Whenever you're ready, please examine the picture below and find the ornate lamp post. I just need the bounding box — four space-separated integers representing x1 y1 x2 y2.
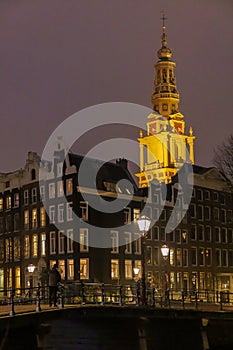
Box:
137 215 151 306
160 244 170 306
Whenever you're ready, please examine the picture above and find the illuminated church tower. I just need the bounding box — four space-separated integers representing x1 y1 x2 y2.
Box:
136 14 195 187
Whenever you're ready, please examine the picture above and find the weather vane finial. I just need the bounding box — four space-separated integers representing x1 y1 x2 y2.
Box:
160 10 167 28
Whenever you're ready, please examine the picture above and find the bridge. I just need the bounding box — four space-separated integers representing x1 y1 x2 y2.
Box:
0 283 233 350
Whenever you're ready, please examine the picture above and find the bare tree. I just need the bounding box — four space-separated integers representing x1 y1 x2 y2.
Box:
213 134 233 183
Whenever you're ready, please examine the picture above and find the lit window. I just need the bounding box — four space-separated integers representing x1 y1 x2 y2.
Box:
32 234 38 257
32 208 37 228
80 228 89 252
24 210 29 229
14 193 19 207
40 207 46 227
67 229 73 253
146 246 152 265
199 248 205 266
176 248 182 267
124 208 131 224
57 181 64 197
66 179 73 195
49 183 55 198
80 201 88 220
67 259 75 280
80 258 89 280
50 231 56 254
24 235 30 258
133 208 140 221
169 249 175 266
14 237 21 261
125 260 132 279
111 259 119 279
41 233 46 256
111 231 119 253
58 231 65 253
6 195 11 210
15 267 21 291
58 260 65 279
0 198 3 211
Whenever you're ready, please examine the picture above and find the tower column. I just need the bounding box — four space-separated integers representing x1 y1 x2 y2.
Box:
139 141 144 171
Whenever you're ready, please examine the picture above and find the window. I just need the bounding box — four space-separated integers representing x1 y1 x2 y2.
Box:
199 248 205 266
206 226 211 242
57 163 63 177
183 249 188 267
197 205 203 220
66 179 73 195
40 186 45 201
227 210 233 223
196 189 203 201
6 215 12 232
205 248 212 266
58 260 65 280
0 217 3 233
6 195 11 210
31 169 36 180
57 181 64 197
160 210 166 221
50 231 56 254
32 208 37 228
213 192 219 201
222 250 227 267
67 259 74 280
24 210 29 229
14 237 21 261
14 213 20 231
49 206 55 224
58 231 65 253
80 201 88 220
111 231 119 253
0 240 4 262
15 267 21 290
153 226 159 241
14 193 19 207
176 248 182 267
228 229 233 244
189 204 196 218
134 260 142 278
24 235 30 258
124 208 131 224
146 246 152 265
111 259 119 279
67 202 73 221
220 194 225 205
41 233 46 256
205 207 211 220
24 190 29 205
191 247 197 266
175 229 181 244
222 228 227 243
216 249 221 266
214 207 219 221
197 225 204 241
58 204 64 223
168 231 174 242
40 207 46 227
190 224 196 240
134 233 141 254
80 228 89 252
220 209 226 223
160 227 165 241
153 208 159 221
215 227 220 243
31 188 37 203
133 208 140 221
229 250 233 267
5 238 12 262
204 190 210 200
0 198 3 211
169 248 175 266
67 229 73 253
124 232 132 254
49 183 55 198
32 234 38 257
125 260 132 279
154 247 159 265
79 258 88 280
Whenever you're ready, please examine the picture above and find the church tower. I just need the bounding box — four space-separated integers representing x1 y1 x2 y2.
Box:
136 14 195 187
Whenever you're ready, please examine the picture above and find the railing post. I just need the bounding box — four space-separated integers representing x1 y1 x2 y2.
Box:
182 289 185 309
101 283 105 305
220 291 223 311
58 284 64 309
36 283 41 312
119 285 123 306
9 286 15 316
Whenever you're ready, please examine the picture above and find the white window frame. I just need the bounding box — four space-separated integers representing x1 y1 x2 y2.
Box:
80 228 89 252
58 231 65 254
67 229 74 253
110 231 119 253
50 231 56 254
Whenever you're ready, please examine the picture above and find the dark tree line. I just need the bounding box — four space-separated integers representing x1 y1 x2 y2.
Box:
213 134 233 185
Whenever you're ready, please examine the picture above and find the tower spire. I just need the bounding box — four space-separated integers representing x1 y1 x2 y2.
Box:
160 10 168 47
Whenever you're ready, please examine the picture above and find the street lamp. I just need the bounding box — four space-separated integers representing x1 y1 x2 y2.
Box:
137 215 151 306
160 244 170 306
27 264 36 297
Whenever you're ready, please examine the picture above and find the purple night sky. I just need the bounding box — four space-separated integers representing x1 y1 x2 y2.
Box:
0 0 232 174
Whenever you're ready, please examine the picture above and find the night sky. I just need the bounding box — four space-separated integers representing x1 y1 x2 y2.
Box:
0 0 232 173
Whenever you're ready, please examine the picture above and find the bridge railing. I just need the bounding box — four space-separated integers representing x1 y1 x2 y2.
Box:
0 283 233 316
